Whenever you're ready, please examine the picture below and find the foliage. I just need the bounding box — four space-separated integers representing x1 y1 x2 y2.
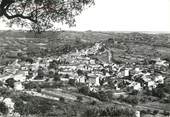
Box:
35 67 44 79
77 69 84 76
5 78 15 88
59 97 65 102
78 86 90 95
83 104 136 117
77 96 83 102
0 102 8 115
68 79 76 86
24 82 39 89
0 87 11 97
48 60 58 69
152 87 165 99
118 95 139 106
0 81 3 86
54 72 61 81
14 94 52 115
0 0 94 32
89 91 113 102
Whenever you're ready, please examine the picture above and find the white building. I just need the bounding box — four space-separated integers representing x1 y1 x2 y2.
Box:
76 76 86 83
87 74 100 86
14 82 24 91
155 75 165 84
13 72 26 82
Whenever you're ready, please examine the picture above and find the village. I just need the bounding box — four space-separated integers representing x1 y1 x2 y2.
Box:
0 41 170 117
0 41 169 91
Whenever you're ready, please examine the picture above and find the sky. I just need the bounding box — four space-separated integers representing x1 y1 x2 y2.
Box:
0 0 170 32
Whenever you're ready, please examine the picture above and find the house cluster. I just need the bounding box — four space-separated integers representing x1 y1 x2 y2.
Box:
0 41 169 94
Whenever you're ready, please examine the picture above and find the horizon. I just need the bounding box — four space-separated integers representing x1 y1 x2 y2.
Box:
0 29 170 34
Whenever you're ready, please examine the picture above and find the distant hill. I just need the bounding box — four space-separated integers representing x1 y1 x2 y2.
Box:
0 30 170 64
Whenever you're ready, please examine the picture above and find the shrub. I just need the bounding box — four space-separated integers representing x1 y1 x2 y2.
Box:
68 79 76 86
36 86 41 93
0 81 3 87
5 78 15 88
0 87 11 97
79 86 90 95
153 110 159 115
77 96 83 102
163 111 170 116
59 97 65 102
24 82 38 90
54 72 60 81
90 101 97 105
14 96 52 115
83 105 136 117
0 102 8 115
119 95 139 106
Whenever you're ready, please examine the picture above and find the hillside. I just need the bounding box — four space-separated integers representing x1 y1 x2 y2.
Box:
0 31 170 65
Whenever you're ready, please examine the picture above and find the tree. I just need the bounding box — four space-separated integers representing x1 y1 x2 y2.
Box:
76 96 83 102
36 67 44 79
59 97 65 102
68 79 76 86
54 72 60 81
77 69 83 76
79 86 90 95
5 78 15 88
0 0 94 32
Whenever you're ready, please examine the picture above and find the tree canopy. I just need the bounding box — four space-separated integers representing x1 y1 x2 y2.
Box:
0 0 94 32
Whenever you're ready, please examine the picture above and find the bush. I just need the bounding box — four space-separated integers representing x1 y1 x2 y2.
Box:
68 79 76 86
0 81 3 87
14 96 52 115
0 102 8 115
54 72 60 81
83 105 136 117
152 88 165 99
77 96 83 102
163 111 170 116
5 78 15 88
79 86 90 95
90 101 97 105
119 95 139 106
163 96 170 103
59 97 65 102
0 87 11 97
153 110 159 115
36 86 41 93
24 82 38 90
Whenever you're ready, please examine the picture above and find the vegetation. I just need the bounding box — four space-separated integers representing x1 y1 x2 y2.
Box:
0 102 8 115
83 104 136 117
14 94 52 115
0 0 94 32
118 95 139 106
5 78 15 88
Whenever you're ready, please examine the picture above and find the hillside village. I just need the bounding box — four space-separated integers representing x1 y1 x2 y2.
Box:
0 34 170 117
1 39 170 116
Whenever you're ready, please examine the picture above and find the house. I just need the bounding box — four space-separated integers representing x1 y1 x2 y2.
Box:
3 98 15 115
90 59 96 65
129 82 142 91
86 74 100 86
148 81 156 90
155 58 169 67
133 83 142 91
14 82 24 91
76 76 86 83
155 75 165 84
124 68 131 76
13 72 26 82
